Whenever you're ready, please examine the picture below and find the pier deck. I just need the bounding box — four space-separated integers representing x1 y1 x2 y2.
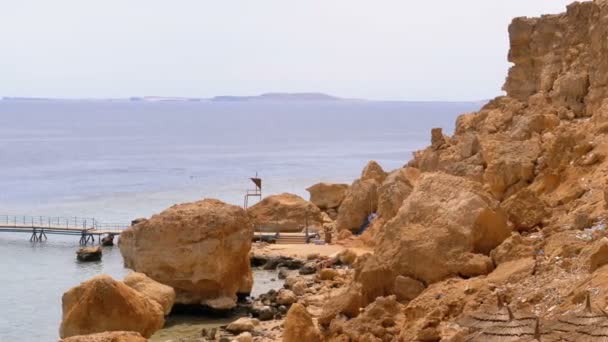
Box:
0 215 128 245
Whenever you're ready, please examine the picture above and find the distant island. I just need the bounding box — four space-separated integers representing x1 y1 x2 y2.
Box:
210 92 342 102
1 93 486 104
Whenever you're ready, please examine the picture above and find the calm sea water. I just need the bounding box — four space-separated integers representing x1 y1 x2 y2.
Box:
0 99 480 341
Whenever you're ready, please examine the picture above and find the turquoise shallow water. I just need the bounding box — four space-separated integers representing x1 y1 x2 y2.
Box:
0 99 479 341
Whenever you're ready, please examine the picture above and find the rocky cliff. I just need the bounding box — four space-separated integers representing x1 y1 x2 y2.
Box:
321 1 608 340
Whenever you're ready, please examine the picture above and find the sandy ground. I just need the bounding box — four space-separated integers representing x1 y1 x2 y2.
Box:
252 242 372 259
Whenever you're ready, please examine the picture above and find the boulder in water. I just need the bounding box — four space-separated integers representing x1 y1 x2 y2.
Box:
119 199 253 309
76 246 102 262
101 234 115 246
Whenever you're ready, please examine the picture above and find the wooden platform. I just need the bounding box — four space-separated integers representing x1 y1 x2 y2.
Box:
0 215 128 245
253 232 318 245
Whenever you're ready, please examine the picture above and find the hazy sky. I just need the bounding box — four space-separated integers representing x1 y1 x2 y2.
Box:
1 1 574 100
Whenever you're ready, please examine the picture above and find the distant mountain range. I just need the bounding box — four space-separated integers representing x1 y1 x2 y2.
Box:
1 93 487 104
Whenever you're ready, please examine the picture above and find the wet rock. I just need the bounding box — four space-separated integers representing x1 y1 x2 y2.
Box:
101 234 115 247
278 268 289 279
299 262 317 275
263 256 303 270
76 246 102 262
249 254 268 267
257 306 275 321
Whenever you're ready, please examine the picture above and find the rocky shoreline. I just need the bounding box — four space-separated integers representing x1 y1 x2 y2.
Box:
56 1 608 341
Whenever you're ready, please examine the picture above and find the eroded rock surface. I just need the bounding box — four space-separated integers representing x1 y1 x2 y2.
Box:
60 275 164 339
247 193 323 233
119 199 253 309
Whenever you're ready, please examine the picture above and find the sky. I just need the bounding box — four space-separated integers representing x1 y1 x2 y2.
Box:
0 0 575 101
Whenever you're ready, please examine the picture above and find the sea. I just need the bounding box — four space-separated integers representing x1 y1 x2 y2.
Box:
0 98 481 341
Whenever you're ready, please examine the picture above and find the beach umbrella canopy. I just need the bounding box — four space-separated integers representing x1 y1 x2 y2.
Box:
466 311 541 342
548 292 608 334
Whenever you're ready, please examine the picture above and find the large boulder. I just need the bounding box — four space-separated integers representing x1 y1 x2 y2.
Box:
59 275 164 339
123 272 176 315
59 331 146 342
500 188 547 231
356 172 510 303
247 193 323 232
119 199 253 309
306 182 349 210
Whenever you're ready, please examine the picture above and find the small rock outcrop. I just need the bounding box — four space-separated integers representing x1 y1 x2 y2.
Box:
119 199 253 309
283 303 322 342
101 234 115 247
361 160 387 183
247 193 323 233
123 272 176 315
59 275 164 339
306 182 349 210
76 246 102 262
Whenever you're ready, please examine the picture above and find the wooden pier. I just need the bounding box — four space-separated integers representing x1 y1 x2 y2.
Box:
0 215 129 245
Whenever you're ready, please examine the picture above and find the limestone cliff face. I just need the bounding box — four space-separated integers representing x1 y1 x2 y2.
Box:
324 1 608 341
504 1 608 116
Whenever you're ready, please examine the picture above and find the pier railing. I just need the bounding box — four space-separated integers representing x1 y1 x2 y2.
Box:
0 215 129 232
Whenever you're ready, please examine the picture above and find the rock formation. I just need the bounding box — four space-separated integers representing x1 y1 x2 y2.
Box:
283 303 322 342
119 199 253 309
247 193 323 233
356 172 509 303
335 161 388 233
76 246 102 262
306 182 349 210
307 2 608 340
123 272 176 315
59 275 164 339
